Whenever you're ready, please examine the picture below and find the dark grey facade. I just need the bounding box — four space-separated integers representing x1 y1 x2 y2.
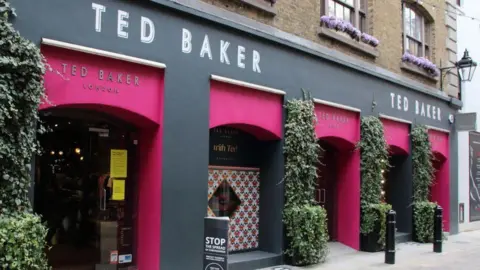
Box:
11 0 461 269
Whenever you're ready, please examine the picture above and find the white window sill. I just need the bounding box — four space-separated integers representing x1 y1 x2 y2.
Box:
400 62 439 82
317 27 379 58
238 0 276 16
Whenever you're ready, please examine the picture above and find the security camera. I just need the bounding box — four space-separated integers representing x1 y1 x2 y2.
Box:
449 114 455 124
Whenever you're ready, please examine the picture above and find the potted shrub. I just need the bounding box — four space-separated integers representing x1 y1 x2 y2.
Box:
358 116 391 252
283 91 329 266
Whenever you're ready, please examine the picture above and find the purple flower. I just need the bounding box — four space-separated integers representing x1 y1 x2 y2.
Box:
320 16 379 48
401 52 439 77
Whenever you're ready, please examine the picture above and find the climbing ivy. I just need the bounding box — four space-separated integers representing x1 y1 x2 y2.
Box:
411 125 437 243
358 116 391 248
283 90 328 265
412 125 435 202
0 1 50 269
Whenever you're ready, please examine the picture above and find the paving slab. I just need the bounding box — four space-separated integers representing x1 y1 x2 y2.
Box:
259 230 480 270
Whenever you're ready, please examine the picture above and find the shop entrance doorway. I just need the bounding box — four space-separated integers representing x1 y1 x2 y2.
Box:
316 138 357 243
384 150 409 237
34 108 138 270
317 141 338 241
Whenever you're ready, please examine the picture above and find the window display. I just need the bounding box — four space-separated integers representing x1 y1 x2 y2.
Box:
207 166 260 252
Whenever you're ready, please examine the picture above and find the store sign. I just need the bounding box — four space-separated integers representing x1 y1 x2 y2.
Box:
60 63 141 94
389 92 444 122
204 217 229 270
317 111 352 129
91 2 262 74
455 112 477 131
469 132 480 222
209 127 260 167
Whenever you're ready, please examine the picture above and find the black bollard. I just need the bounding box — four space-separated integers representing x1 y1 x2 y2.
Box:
385 209 396 264
433 205 443 253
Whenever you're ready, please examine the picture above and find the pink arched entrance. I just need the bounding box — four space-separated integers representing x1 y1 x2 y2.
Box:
209 79 283 256
41 44 164 269
314 103 360 250
381 118 410 155
428 129 450 232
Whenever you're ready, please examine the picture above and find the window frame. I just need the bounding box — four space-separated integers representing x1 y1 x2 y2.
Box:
323 0 367 32
402 4 431 59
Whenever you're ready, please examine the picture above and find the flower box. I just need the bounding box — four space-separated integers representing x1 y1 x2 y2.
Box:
320 16 379 48
401 52 440 79
238 0 277 16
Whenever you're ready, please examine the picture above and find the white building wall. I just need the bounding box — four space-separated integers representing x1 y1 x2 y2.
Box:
457 0 480 231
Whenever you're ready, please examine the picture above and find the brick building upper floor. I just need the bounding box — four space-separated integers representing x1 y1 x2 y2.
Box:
201 0 461 98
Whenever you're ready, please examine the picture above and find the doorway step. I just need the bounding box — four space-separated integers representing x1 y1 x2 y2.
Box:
395 232 411 244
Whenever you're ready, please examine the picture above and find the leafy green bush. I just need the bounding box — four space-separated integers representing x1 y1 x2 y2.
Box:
411 125 438 243
358 116 391 248
284 205 329 265
413 201 436 243
0 1 50 268
283 93 319 208
363 203 392 247
283 91 328 265
0 213 50 270
411 125 435 202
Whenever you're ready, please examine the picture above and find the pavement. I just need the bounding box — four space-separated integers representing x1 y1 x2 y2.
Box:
260 230 480 269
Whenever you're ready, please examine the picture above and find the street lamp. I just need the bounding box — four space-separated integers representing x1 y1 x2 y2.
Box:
440 49 477 93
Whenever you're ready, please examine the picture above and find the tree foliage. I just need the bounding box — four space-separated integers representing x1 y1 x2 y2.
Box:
0 1 50 268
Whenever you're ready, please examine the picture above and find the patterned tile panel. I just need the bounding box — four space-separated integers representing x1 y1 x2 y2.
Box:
207 166 260 252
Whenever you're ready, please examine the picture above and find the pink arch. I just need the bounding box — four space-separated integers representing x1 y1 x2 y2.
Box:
381 118 410 155
319 136 356 151
210 81 283 140
314 103 360 251
41 45 164 269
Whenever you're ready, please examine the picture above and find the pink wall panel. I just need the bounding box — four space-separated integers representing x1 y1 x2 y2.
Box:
428 130 450 232
381 118 410 155
209 81 283 140
336 150 361 250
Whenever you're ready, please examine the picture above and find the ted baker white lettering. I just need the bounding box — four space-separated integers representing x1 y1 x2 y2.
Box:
182 28 261 73
92 3 154 43
390 92 442 122
91 2 263 74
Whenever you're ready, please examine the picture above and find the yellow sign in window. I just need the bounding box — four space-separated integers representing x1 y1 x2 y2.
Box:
110 149 127 178
112 179 125 201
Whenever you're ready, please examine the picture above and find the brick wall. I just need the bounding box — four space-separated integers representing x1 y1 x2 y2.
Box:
201 0 458 97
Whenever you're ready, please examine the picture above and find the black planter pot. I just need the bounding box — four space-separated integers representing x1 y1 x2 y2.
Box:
360 219 383 252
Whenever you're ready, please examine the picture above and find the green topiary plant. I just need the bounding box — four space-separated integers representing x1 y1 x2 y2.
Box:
413 201 436 243
411 125 437 243
283 90 328 265
0 1 50 269
358 116 391 248
284 205 328 265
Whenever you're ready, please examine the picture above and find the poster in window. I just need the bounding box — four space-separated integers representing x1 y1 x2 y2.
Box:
110 149 128 178
469 132 480 222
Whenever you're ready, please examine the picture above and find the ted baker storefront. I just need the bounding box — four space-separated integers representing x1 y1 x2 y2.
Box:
11 0 460 269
